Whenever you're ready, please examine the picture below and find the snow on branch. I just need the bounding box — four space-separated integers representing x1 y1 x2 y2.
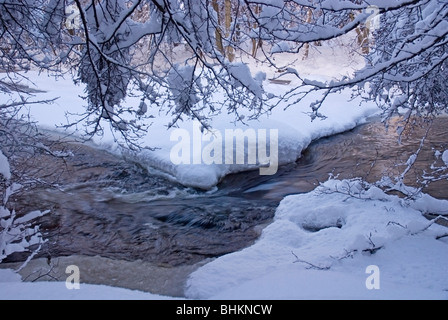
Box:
1 0 447 151
280 1 448 123
0 150 49 269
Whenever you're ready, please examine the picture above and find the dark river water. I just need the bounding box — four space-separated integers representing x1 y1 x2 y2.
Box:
7 117 448 269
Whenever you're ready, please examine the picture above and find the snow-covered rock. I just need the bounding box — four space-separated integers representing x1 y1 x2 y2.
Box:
442 150 448 166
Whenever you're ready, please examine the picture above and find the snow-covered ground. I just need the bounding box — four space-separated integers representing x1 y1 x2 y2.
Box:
1 39 447 300
186 178 448 300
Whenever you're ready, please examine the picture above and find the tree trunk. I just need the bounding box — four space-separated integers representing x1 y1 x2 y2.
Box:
356 25 370 55
251 4 262 58
302 8 313 60
224 0 235 62
212 0 225 56
350 11 371 55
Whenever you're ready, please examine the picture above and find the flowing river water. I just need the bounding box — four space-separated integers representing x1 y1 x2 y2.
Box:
2 117 448 297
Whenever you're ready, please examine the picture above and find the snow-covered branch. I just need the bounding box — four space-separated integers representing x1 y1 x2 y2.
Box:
1 0 446 152
0 148 49 268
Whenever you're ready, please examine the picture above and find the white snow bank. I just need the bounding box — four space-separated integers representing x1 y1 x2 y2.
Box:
0 269 179 300
3 71 379 190
0 150 11 181
186 179 448 300
410 193 448 216
207 263 446 300
135 87 378 190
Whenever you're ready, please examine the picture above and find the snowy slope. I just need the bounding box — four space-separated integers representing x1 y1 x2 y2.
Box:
185 179 448 300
